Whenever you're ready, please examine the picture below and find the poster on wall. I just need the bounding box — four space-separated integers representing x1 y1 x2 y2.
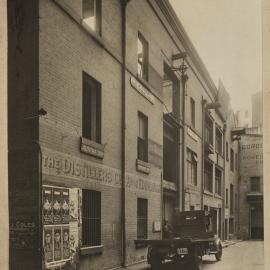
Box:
53 189 62 224
62 226 70 259
53 227 62 261
61 189 69 224
43 187 53 225
69 188 79 222
44 227 53 263
69 222 79 253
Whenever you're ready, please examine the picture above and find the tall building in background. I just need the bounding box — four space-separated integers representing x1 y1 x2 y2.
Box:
252 91 263 129
235 109 252 128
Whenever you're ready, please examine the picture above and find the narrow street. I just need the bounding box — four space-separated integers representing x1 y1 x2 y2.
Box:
202 241 264 270
128 241 264 270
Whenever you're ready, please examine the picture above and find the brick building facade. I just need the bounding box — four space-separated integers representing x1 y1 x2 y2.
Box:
8 0 240 269
238 133 263 240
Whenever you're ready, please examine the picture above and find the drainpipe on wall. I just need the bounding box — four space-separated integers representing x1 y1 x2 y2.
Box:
181 74 188 211
201 98 207 210
120 0 128 267
222 123 227 240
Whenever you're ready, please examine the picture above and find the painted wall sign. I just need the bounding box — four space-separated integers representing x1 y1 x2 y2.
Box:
42 148 160 194
130 76 155 104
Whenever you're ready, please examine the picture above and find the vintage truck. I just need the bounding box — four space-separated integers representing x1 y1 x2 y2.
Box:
134 210 222 270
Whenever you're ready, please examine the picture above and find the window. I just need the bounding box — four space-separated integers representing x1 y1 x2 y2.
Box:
226 142 229 161
250 177 260 192
137 33 148 81
163 122 177 182
215 127 223 155
230 148 234 171
204 160 213 193
190 98 195 128
205 114 213 146
163 64 179 116
82 72 101 143
215 168 222 196
137 198 148 239
190 205 195 211
226 188 228 208
187 149 197 186
230 184 234 215
82 190 101 246
138 112 148 162
83 0 101 34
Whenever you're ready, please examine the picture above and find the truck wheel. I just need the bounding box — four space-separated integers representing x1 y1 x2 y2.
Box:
215 242 222 261
150 259 162 270
190 248 203 270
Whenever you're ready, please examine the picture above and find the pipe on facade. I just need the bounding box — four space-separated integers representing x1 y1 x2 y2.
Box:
120 0 129 267
222 123 227 240
181 74 188 211
201 98 207 210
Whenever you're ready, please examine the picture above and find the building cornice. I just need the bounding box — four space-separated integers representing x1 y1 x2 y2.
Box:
152 0 218 98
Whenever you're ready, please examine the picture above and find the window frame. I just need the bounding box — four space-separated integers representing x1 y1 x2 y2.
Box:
82 189 101 247
205 114 214 146
226 188 229 208
215 127 223 156
82 0 102 35
230 148 234 171
187 148 198 186
137 32 149 81
215 167 222 196
82 72 102 144
137 198 148 239
190 97 195 128
250 176 260 192
137 112 148 163
204 160 213 193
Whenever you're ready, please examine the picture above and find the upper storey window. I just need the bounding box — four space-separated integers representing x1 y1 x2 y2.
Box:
137 33 149 81
83 0 102 34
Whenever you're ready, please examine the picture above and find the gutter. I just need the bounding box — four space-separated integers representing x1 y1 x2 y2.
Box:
181 74 188 211
222 124 227 240
120 0 128 266
201 98 207 209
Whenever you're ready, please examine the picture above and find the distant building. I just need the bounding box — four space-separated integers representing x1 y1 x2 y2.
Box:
252 91 263 129
236 109 252 128
238 130 263 240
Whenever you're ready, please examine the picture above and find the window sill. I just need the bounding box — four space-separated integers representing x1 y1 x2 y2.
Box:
203 190 213 196
136 159 150 174
214 193 222 199
80 245 104 256
80 137 105 159
134 239 148 249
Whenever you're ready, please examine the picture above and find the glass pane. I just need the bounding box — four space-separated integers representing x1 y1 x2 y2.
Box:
83 0 96 31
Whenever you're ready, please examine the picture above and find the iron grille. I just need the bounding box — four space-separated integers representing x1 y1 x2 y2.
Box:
82 190 101 246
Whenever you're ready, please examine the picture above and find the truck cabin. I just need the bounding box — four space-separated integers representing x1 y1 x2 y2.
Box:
171 210 215 239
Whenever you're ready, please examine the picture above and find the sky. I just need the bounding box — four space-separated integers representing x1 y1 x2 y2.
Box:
169 0 262 113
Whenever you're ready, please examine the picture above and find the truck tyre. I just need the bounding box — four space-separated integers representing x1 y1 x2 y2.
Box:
190 247 203 270
150 260 162 270
215 242 222 261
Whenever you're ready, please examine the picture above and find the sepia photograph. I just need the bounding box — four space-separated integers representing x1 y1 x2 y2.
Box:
0 0 268 269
